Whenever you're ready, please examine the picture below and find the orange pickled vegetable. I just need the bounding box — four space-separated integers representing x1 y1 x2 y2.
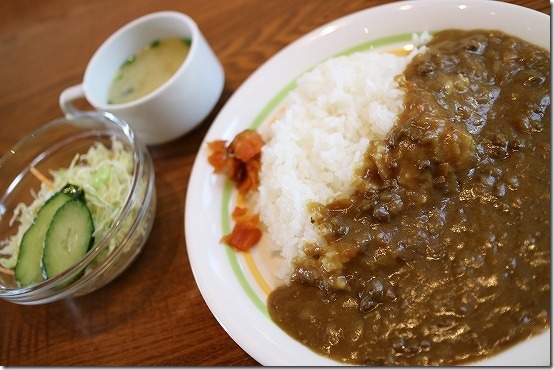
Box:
207 129 264 194
208 129 265 251
229 129 264 162
222 206 262 251
207 140 228 173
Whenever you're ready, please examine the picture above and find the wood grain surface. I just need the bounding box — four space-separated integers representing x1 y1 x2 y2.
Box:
0 0 549 366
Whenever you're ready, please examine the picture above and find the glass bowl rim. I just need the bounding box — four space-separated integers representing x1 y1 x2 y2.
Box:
0 110 151 299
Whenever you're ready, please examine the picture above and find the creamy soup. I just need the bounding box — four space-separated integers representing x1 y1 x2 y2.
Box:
107 37 191 104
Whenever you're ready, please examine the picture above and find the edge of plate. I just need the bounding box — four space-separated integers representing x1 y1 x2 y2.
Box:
185 0 550 366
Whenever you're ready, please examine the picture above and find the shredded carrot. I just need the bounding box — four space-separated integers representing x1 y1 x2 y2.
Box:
0 265 14 276
30 166 54 189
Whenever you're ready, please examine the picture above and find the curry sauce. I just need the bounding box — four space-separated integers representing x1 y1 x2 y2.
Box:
268 29 550 365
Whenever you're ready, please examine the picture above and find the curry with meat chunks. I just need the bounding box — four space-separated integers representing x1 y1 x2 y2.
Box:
268 29 550 365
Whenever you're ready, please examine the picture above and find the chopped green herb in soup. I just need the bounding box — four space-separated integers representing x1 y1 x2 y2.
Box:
107 37 191 104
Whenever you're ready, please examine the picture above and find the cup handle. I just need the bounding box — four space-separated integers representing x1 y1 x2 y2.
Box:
59 84 85 118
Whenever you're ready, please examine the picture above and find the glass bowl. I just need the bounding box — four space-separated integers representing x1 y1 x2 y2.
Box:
0 111 156 304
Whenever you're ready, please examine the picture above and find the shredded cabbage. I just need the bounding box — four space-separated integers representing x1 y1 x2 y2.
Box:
0 139 134 272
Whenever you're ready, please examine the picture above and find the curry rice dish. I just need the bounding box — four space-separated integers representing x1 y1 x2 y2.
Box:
261 29 550 365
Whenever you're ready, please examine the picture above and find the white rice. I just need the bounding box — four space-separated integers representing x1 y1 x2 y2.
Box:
257 36 429 281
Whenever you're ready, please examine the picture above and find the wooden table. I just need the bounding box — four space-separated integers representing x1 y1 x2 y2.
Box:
0 0 549 366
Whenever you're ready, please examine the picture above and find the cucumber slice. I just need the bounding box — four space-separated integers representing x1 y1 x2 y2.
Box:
42 198 94 279
14 184 85 287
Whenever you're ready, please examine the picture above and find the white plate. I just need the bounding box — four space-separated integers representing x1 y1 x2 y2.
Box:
185 0 550 366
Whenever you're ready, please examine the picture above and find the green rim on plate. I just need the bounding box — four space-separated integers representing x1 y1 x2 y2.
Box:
220 31 429 317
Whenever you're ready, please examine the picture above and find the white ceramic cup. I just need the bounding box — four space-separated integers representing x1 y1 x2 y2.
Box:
60 11 224 145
